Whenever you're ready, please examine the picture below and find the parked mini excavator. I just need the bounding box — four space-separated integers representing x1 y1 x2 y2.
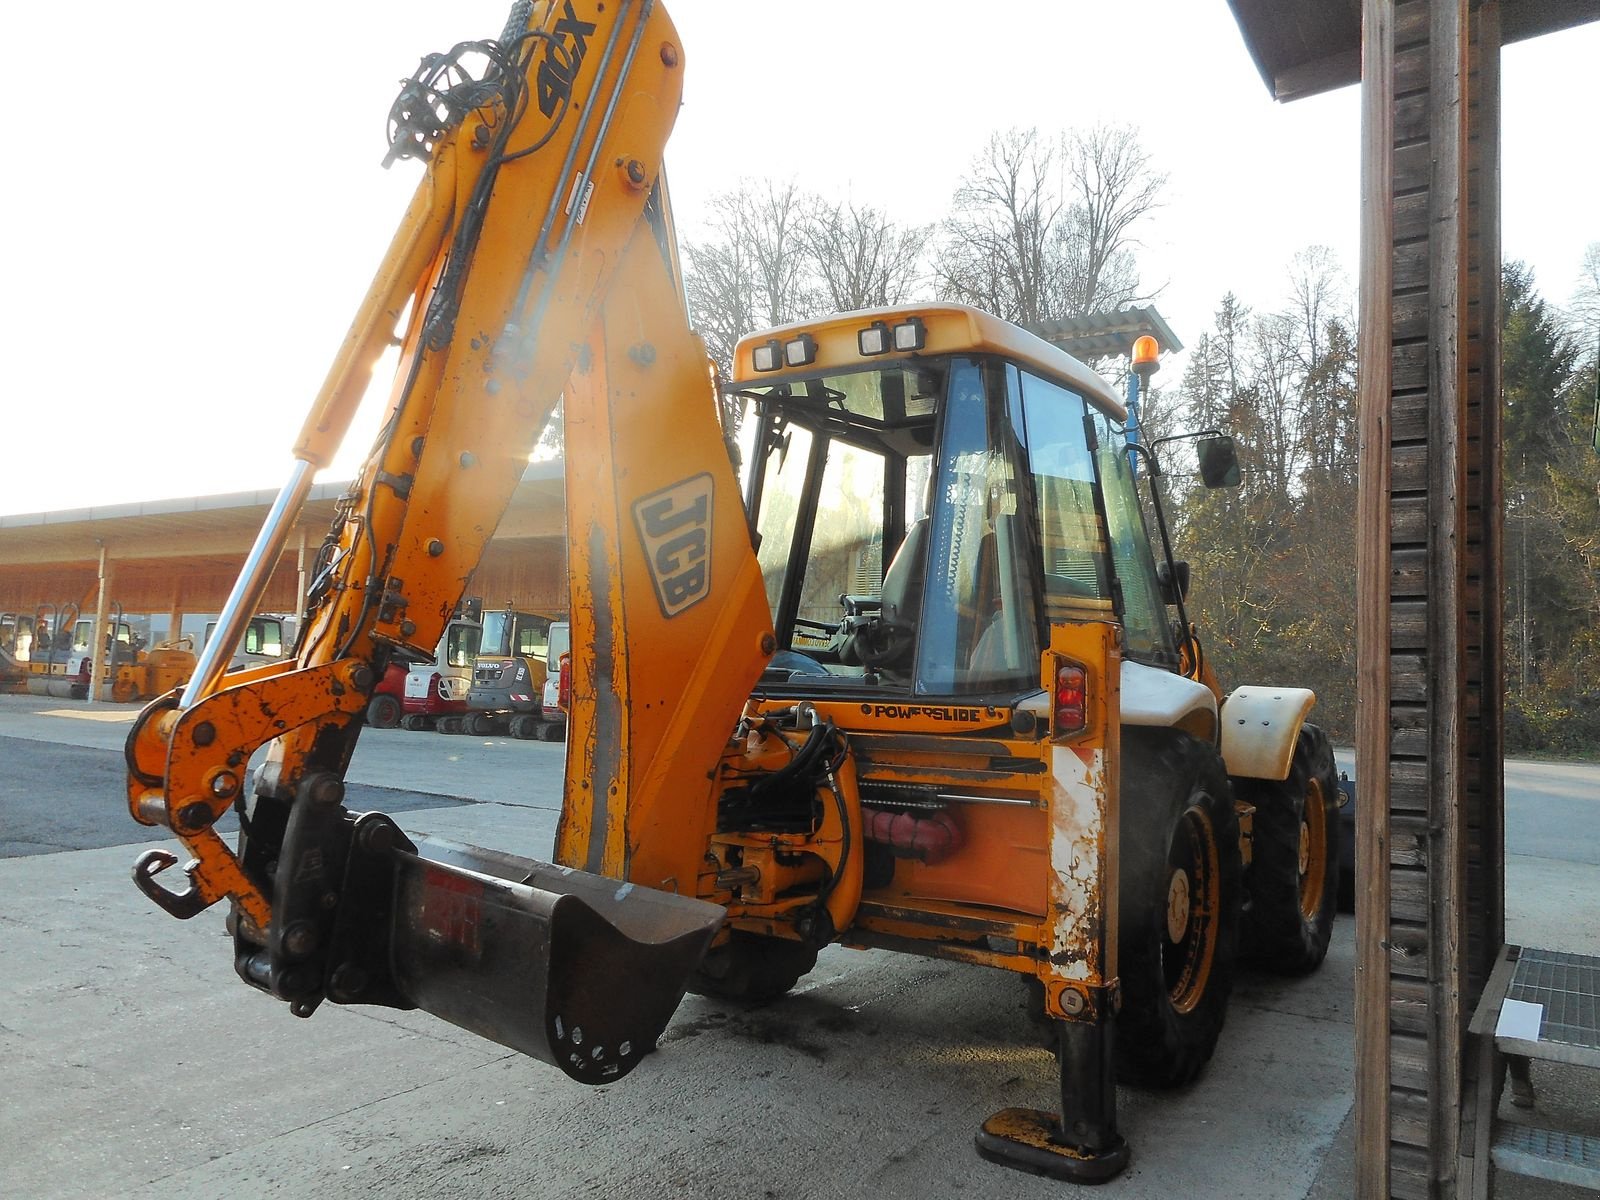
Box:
123 0 1338 1181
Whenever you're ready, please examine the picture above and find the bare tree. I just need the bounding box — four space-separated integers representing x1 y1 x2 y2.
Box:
935 128 1064 325
1570 241 1600 366
682 180 814 374
682 224 758 378
799 199 930 312
1059 123 1166 315
1285 248 1357 505
935 124 1165 326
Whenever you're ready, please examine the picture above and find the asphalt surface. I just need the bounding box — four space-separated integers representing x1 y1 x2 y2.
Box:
1 695 1595 1199
0 735 468 858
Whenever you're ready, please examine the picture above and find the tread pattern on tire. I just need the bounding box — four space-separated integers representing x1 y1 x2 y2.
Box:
687 931 817 1004
1237 723 1341 976
1116 727 1242 1090
366 694 401 729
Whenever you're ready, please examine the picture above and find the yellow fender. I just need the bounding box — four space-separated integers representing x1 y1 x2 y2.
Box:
1218 686 1317 782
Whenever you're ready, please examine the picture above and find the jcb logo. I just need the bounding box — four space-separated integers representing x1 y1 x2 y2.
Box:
633 474 713 618
537 1 598 119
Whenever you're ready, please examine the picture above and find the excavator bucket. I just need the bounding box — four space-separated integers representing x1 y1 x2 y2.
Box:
384 839 722 1082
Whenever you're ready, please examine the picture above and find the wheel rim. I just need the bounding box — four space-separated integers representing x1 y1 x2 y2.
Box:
1298 777 1329 921
1166 869 1191 944
1163 802 1221 1015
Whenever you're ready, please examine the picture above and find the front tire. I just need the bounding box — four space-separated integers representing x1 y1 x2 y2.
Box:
366 693 402 729
1237 723 1341 975
1117 728 1242 1089
688 932 817 1004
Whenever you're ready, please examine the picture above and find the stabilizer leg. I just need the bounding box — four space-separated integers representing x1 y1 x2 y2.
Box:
975 1016 1129 1183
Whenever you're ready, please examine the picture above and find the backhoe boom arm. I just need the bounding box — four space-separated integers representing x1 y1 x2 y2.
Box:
124 0 771 1060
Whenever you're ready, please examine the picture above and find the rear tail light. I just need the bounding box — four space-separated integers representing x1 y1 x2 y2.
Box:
1054 660 1088 737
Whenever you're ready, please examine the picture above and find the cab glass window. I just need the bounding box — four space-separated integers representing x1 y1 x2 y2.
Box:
794 439 886 648
1092 411 1177 666
479 612 511 657
515 616 551 659
445 622 482 668
245 619 284 658
754 422 815 626
913 360 1040 695
1018 371 1113 620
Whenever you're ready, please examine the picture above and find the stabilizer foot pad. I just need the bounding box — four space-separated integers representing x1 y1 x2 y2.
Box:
975 1108 1130 1184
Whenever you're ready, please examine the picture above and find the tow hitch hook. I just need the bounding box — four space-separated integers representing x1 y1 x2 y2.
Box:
132 849 208 919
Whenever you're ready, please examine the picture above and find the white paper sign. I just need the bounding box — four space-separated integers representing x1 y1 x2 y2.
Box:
1496 998 1544 1042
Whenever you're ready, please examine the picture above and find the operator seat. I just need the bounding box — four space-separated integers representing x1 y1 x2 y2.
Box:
880 517 930 632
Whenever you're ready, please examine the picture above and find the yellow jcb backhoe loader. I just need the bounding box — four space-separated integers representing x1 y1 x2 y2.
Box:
123 1 1339 1181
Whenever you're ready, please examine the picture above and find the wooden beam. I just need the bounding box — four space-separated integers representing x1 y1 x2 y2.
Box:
1354 1 1396 1194
1424 0 1469 1183
1466 0 1505 995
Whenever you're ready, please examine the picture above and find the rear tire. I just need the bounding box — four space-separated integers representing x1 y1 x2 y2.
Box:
1237 723 1341 975
366 693 402 729
1116 728 1242 1090
400 715 431 732
539 720 564 742
466 712 497 737
508 714 537 740
688 932 817 1004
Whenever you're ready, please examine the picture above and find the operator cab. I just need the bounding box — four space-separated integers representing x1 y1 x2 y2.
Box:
732 304 1178 703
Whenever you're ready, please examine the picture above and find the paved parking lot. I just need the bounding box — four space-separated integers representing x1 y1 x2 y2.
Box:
0 693 1589 1198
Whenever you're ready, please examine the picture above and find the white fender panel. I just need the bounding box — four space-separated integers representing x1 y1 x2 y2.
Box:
1219 686 1316 781
1121 660 1218 741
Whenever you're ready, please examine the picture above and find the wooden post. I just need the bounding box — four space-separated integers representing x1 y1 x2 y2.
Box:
87 543 112 705
1355 2 1504 1195
1463 0 1505 1007
295 526 309 617
1456 5 1506 1190
1423 3 1469 1185
1354 4 1396 1196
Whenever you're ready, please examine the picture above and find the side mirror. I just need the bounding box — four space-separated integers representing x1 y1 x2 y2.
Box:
1197 435 1241 488
1157 559 1191 606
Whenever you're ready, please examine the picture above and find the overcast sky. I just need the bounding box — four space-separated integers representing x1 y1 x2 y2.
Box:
2 2 1594 516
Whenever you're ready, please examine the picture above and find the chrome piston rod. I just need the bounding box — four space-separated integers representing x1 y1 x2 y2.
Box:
180 458 316 708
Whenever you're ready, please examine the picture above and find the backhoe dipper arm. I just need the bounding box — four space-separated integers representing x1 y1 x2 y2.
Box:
123 2 768 1044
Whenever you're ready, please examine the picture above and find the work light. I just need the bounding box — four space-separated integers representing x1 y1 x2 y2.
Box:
892 317 926 351
858 321 890 356
752 339 783 372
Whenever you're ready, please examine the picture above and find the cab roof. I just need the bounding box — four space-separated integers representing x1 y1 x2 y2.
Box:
730 303 1128 422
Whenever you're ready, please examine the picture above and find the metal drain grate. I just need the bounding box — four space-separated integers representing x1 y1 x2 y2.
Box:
1491 1123 1600 1190
1508 948 1600 1055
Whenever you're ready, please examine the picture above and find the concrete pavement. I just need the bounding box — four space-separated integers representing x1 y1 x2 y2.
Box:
1 693 1593 1198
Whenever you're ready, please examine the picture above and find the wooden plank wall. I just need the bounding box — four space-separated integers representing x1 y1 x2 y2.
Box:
1357 2 1502 1196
